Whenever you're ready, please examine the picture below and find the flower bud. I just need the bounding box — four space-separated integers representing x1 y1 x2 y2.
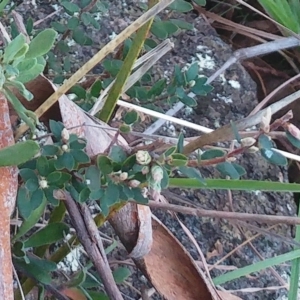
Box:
286 123 300 140
136 150 151 165
142 166 150 175
247 146 259 153
128 179 141 188
260 107 272 133
119 172 128 181
226 157 236 162
240 137 256 148
188 80 196 87
61 128 70 143
39 179 48 189
151 165 164 182
62 144 69 152
141 187 148 198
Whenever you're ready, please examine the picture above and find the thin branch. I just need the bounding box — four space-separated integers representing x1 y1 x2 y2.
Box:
162 191 300 249
62 191 123 300
146 200 300 226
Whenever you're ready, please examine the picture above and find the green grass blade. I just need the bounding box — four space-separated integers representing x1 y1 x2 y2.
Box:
288 200 300 300
98 0 158 122
0 0 10 12
259 0 300 33
213 249 300 285
169 178 300 192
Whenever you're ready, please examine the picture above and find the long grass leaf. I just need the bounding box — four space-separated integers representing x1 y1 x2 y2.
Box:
288 201 300 300
169 178 300 192
213 249 300 285
98 0 158 122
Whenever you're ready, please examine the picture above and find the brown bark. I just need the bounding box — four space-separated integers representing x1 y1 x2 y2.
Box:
0 93 18 300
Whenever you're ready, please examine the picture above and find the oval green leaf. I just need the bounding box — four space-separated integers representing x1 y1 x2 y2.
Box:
24 222 69 248
26 29 57 59
0 140 39 166
216 162 240 180
260 148 288 166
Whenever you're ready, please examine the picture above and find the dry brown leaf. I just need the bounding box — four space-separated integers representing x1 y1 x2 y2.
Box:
207 240 223 260
128 204 153 259
197 261 238 272
135 215 220 300
111 208 221 299
60 287 87 300
9 75 61 127
0 93 18 300
215 240 223 254
207 249 221 261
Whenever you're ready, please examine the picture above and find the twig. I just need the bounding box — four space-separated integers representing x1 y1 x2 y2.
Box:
234 220 300 248
118 99 212 133
89 39 174 116
33 8 62 27
162 190 300 248
62 191 123 300
0 21 11 43
208 225 277 271
97 0 158 122
182 89 300 154
146 200 300 225
12 266 25 300
11 11 29 42
207 37 300 83
249 73 300 115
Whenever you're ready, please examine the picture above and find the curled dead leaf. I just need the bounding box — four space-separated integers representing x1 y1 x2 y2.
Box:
128 204 153 259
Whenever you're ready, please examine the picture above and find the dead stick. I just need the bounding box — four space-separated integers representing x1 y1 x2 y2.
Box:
63 191 123 300
147 200 300 225
208 36 300 83
182 89 300 154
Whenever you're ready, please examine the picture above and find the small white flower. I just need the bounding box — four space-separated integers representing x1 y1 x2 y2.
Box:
62 144 69 152
119 172 128 181
39 179 48 189
128 180 141 188
188 80 195 87
61 128 70 143
240 137 256 148
151 165 164 182
247 146 259 153
226 157 236 162
136 150 151 165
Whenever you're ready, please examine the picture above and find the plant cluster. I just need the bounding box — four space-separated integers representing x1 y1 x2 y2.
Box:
0 29 57 131
2 0 300 299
